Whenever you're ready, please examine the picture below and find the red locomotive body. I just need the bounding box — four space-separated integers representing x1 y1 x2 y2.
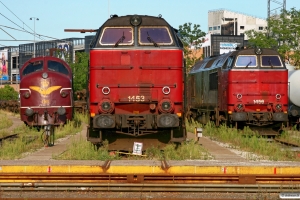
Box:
19 56 73 129
187 48 288 128
87 15 186 148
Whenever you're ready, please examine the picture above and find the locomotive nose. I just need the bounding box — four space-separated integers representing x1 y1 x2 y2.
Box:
25 108 34 116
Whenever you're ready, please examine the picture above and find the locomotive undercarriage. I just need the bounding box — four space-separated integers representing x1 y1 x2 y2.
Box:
189 108 288 127
88 113 186 145
24 109 67 127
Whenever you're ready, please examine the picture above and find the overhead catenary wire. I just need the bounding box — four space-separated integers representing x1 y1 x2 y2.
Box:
0 1 72 45
0 24 76 44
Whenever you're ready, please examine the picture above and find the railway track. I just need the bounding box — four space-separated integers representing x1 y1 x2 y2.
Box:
0 172 300 185
0 133 18 145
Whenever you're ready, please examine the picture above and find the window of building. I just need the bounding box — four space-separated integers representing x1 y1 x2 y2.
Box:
209 27 213 31
12 57 18 69
240 26 244 30
213 26 217 30
258 26 263 30
218 26 220 30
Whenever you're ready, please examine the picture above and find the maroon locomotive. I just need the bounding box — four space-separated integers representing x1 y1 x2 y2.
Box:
86 14 186 149
19 56 73 144
187 48 288 129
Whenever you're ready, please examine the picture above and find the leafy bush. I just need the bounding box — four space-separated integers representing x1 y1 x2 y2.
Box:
0 85 18 100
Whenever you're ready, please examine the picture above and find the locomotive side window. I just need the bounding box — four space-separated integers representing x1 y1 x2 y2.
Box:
261 55 283 68
139 27 173 45
235 55 257 68
209 72 218 90
99 27 133 46
222 56 234 69
191 75 195 97
48 60 69 75
22 61 43 76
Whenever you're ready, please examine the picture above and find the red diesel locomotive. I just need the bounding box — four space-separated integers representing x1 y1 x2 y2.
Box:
19 56 73 145
187 48 288 129
86 15 186 149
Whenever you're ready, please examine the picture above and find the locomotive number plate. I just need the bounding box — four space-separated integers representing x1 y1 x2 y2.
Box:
253 100 264 104
128 95 145 102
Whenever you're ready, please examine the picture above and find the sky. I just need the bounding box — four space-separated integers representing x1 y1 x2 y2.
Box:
0 0 299 47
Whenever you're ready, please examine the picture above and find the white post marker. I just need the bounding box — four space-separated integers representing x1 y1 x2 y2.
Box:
132 142 143 155
195 127 203 141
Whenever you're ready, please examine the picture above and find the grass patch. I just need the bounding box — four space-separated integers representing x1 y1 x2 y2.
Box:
58 138 213 161
0 112 13 130
0 112 87 160
54 137 116 160
203 121 300 161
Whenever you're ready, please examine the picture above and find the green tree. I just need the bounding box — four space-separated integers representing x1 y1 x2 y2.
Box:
178 23 206 71
69 52 89 93
0 85 18 100
245 8 300 67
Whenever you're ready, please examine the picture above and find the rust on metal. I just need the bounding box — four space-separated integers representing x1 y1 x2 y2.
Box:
101 160 111 171
238 175 256 184
127 174 144 183
161 160 170 171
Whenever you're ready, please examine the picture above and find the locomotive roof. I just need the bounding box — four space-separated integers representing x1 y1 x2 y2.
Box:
102 15 171 27
189 48 282 74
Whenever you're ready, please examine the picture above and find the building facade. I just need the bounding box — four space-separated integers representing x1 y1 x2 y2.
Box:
208 9 267 40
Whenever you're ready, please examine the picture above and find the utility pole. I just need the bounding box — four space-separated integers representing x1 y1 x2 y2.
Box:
30 17 39 58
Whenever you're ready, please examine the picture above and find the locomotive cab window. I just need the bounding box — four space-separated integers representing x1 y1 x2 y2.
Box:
99 27 133 46
139 27 173 45
235 55 257 68
22 61 43 76
48 60 69 75
261 55 283 68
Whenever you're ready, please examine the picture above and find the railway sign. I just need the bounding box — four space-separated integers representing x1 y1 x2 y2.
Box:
132 142 143 155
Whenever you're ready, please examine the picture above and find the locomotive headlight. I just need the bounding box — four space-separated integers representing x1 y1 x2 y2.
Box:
102 102 111 111
158 99 174 113
235 103 244 111
42 72 48 79
25 107 34 116
275 104 282 111
57 106 66 116
23 91 30 99
99 99 114 113
60 91 68 98
162 101 171 111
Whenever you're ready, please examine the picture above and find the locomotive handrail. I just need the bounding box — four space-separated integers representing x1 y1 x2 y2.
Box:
19 88 31 94
59 88 72 93
90 66 133 70
139 66 182 70
95 84 177 88
229 81 257 83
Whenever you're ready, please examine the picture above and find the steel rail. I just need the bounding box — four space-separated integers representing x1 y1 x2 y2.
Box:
0 183 299 192
0 173 300 184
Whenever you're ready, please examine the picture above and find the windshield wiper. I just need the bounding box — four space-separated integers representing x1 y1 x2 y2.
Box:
268 59 274 68
114 32 125 47
245 61 252 68
147 32 159 47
